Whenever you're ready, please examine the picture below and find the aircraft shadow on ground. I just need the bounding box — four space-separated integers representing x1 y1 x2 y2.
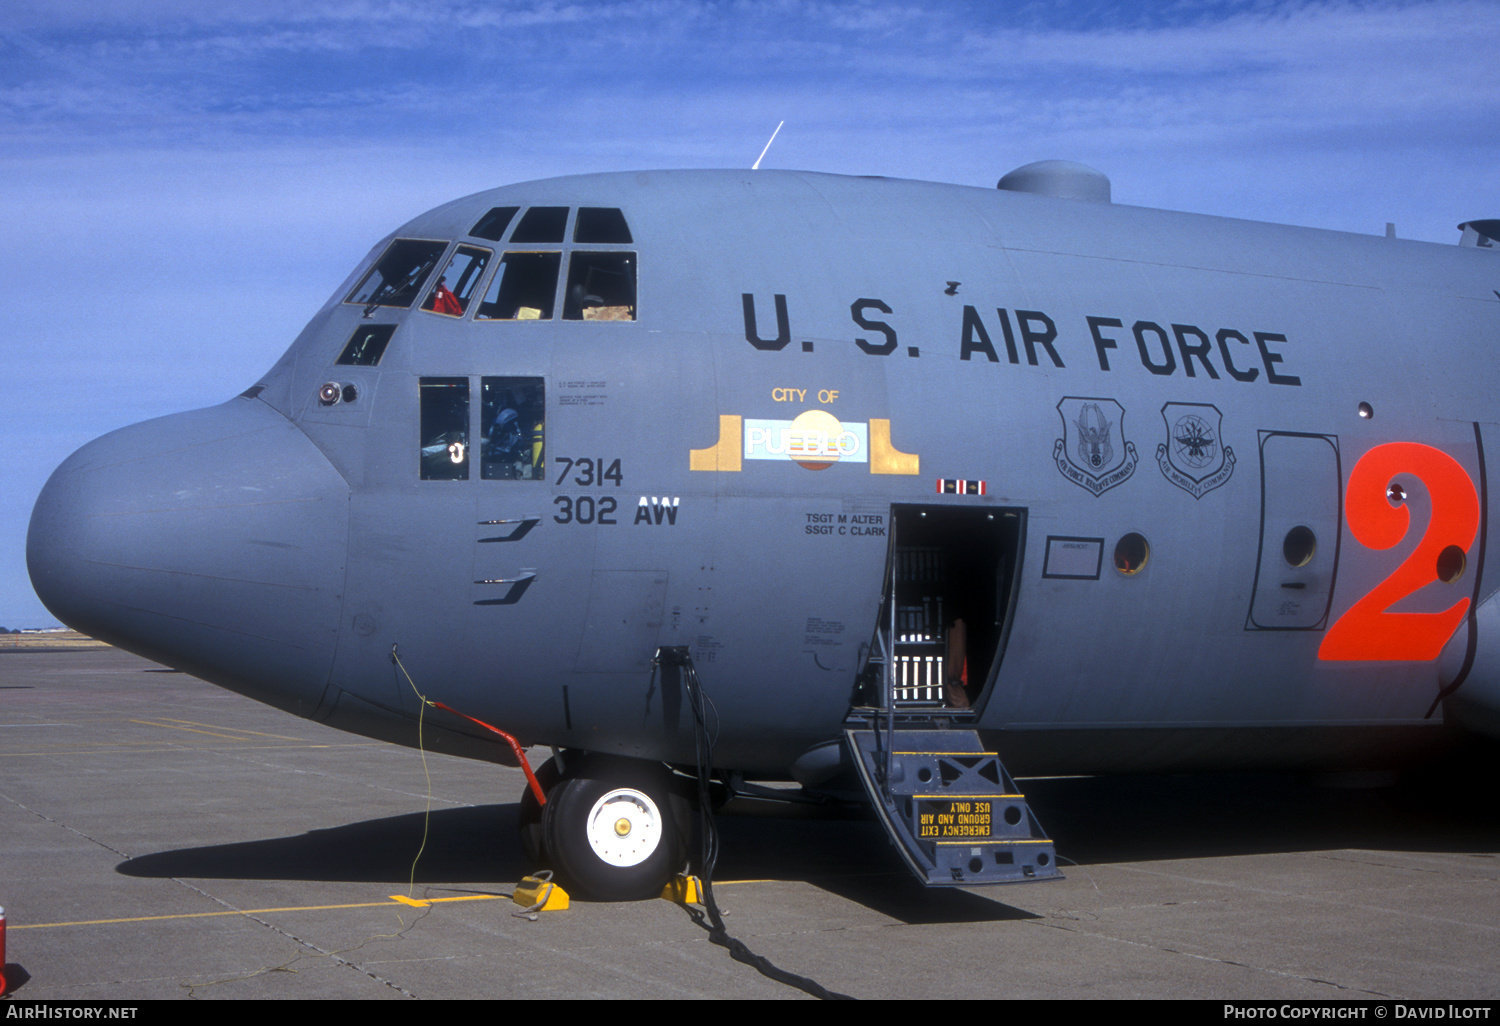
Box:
112 803 902 889
708 809 1040 924
118 805 528 885
114 800 1031 924
115 769 1500 918
1026 770 1500 865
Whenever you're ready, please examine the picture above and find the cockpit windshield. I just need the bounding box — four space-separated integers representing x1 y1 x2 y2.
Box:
421 245 491 317
346 239 448 310
339 207 637 323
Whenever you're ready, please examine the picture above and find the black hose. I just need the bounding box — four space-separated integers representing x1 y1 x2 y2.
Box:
658 647 854 1001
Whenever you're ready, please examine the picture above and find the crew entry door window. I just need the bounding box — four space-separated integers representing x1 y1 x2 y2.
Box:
482 377 545 480
419 377 470 480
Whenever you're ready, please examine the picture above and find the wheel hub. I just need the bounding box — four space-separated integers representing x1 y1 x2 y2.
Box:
585 788 663 867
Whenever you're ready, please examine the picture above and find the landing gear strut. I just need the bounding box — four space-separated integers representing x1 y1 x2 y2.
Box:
520 753 690 901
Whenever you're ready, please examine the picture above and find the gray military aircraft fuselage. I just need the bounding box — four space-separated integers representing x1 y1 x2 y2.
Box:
28 163 1500 899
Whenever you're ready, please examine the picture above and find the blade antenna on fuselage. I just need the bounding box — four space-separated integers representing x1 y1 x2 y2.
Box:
751 121 784 170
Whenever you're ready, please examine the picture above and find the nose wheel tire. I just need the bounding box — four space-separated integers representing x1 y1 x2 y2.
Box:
540 759 689 901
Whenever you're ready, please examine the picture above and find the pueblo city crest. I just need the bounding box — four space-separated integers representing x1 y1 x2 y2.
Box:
1054 397 1138 496
1156 402 1235 499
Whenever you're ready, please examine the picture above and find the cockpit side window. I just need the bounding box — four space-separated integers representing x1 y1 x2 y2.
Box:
337 324 396 366
510 206 569 243
574 207 632 244
421 245 491 317
563 252 636 321
419 377 470 480
469 206 519 242
475 252 561 321
346 239 448 309
481 377 545 481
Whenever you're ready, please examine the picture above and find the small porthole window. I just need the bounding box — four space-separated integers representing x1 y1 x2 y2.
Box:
1114 533 1149 575
1437 545 1466 584
1283 526 1316 568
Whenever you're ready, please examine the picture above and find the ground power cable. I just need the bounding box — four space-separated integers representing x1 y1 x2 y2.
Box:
659 648 854 1001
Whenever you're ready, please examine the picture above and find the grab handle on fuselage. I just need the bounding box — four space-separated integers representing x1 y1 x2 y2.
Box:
478 515 542 543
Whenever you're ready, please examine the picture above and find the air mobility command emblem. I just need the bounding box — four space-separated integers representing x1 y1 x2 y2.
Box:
1156 402 1235 498
1054 397 1138 496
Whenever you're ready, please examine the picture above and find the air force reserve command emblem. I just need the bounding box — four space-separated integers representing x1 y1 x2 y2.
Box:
1054 397 1138 496
1156 402 1235 498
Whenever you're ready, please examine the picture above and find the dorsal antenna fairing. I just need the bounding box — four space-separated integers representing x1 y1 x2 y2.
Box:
752 121 784 170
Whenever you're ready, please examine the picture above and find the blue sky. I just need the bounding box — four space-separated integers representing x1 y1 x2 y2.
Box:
3 0 1498 625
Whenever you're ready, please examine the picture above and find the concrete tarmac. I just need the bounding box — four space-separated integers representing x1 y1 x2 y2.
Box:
1 648 1497 1001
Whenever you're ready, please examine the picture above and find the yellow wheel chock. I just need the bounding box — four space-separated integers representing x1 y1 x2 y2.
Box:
512 872 570 914
661 873 704 905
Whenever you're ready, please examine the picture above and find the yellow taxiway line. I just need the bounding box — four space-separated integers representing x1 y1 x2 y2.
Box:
12 878 783 931
13 893 508 930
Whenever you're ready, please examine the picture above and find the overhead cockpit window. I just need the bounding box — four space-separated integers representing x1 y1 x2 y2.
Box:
475 252 561 321
469 206 519 242
422 245 491 317
563 253 636 321
574 208 632 244
346 239 447 309
337 324 397 366
481 377 545 481
419 377 470 481
510 207 569 243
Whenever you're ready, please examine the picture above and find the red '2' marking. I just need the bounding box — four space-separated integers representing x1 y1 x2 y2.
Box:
1319 442 1479 662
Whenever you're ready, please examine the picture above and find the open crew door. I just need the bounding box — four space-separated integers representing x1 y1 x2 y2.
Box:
846 504 1058 886
858 504 1024 711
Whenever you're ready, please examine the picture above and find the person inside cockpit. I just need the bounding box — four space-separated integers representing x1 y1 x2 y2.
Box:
428 276 462 316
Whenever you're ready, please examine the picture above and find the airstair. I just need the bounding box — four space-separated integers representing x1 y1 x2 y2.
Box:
845 503 1060 887
844 723 1060 886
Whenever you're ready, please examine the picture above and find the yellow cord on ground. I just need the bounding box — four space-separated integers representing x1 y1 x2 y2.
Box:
391 645 436 900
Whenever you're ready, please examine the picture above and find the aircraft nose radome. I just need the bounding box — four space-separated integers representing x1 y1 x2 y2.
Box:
27 398 351 718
